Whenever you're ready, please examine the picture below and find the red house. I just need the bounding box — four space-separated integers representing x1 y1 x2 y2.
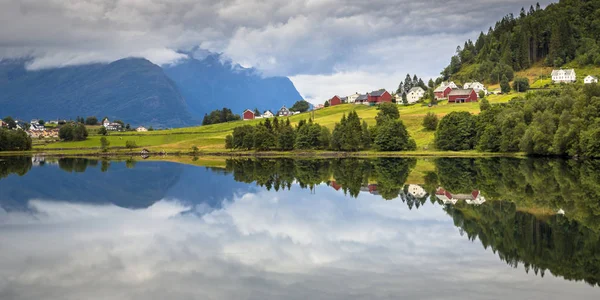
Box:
329 95 342 106
242 109 255 120
367 90 392 104
448 89 478 103
434 86 453 99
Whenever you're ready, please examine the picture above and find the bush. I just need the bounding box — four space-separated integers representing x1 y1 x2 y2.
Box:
0 128 32 151
422 112 439 131
100 137 110 152
125 140 138 149
98 126 107 136
59 123 88 141
512 77 530 92
435 111 476 151
85 116 98 125
375 119 416 151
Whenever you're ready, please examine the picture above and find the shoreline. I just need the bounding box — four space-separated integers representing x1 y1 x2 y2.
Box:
0 149 528 159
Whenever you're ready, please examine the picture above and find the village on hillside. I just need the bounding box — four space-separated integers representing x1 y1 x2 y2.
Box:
0 116 151 140
317 69 598 110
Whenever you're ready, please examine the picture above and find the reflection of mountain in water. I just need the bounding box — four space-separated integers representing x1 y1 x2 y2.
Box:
0 157 253 211
0 158 184 210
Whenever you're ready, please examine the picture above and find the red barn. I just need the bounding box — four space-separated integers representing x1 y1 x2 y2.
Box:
242 109 255 120
434 86 453 99
368 90 392 104
329 95 342 106
448 89 478 103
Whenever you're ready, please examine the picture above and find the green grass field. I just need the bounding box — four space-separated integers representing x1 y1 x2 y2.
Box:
32 93 527 154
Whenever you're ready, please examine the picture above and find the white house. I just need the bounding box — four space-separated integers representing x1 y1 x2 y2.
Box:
463 82 487 96
136 126 148 132
262 110 274 118
407 184 427 198
584 75 598 84
406 87 425 104
441 81 458 89
102 118 111 128
551 69 576 83
347 92 360 104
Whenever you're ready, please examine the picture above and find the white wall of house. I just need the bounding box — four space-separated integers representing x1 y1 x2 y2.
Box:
347 93 360 103
464 82 487 96
584 75 598 84
552 69 576 83
406 88 425 104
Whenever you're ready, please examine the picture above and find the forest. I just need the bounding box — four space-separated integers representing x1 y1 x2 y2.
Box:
442 0 600 83
435 85 600 157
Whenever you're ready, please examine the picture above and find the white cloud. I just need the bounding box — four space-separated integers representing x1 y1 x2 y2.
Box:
0 185 597 299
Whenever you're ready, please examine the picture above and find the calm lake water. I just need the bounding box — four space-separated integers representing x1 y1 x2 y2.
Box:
0 156 599 299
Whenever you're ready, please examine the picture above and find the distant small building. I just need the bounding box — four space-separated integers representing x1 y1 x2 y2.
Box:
102 118 111 128
448 88 478 103
30 123 45 131
463 82 487 96
136 126 148 132
242 109 255 120
406 87 425 104
434 85 453 100
315 104 324 110
262 110 274 118
277 106 292 117
368 90 392 105
355 94 369 105
584 75 598 84
329 95 343 106
106 122 123 131
0 120 6 128
347 92 360 104
552 69 576 83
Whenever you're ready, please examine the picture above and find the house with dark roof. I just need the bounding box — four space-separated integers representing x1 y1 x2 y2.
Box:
435 187 486 205
367 90 392 105
448 88 477 103
552 69 576 83
277 106 292 117
355 94 369 105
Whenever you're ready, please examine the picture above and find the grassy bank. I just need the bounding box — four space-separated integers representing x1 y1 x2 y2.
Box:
22 93 525 157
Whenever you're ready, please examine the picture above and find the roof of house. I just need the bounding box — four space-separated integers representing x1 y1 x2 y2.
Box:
464 82 484 88
278 106 289 111
551 69 576 76
369 90 387 97
408 87 424 94
356 94 369 101
448 88 475 96
585 75 598 79
264 110 273 114
434 85 451 92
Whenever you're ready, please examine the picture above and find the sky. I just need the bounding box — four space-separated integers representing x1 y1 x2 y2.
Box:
0 0 554 103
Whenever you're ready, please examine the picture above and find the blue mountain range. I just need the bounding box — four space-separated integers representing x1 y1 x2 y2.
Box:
0 54 302 127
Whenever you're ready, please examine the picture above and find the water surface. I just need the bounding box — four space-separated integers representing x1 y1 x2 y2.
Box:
0 157 599 299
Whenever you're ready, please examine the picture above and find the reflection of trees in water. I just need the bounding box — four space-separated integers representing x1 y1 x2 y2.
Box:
447 201 600 287
434 158 600 231
0 156 32 179
224 158 417 201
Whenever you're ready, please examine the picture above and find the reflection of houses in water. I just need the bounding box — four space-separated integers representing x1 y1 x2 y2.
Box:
330 181 342 191
407 184 427 198
436 187 486 205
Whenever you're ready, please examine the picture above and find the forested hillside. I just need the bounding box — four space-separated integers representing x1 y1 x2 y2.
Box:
442 0 600 83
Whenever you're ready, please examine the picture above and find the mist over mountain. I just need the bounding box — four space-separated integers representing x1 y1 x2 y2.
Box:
163 53 303 118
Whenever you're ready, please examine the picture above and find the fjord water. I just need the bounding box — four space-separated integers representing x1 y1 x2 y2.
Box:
0 157 599 299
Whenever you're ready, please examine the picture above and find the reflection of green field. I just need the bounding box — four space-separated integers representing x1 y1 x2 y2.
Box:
34 95 520 153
